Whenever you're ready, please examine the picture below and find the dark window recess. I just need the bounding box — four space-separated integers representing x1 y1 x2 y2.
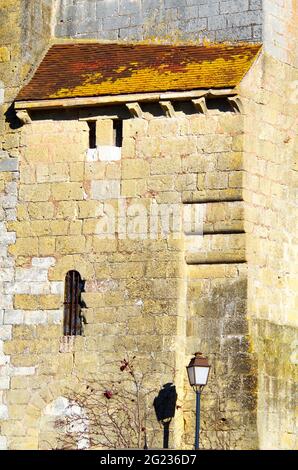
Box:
63 270 85 336
113 120 123 147
206 98 234 113
88 121 96 149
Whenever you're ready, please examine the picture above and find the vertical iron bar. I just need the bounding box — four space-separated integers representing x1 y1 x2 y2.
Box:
74 271 79 335
64 272 70 336
195 390 201 450
70 271 76 335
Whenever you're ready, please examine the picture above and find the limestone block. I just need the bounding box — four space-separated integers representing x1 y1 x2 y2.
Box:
39 237 56 256
78 200 102 218
69 162 84 181
51 182 84 201
84 161 105 180
19 184 51 202
7 390 31 404
56 236 86 255
123 118 148 138
204 201 244 233
91 179 120 199
217 152 243 171
96 119 113 146
46 310 63 324
28 202 55 220
122 160 150 179
197 134 233 153
49 220 69 236
38 295 61 310
55 201 78 219
150 157 181 175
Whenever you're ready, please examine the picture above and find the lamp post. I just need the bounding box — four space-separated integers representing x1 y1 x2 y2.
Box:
186 352 211 450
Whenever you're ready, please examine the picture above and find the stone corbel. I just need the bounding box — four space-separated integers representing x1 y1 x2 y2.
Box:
159 100 176 118
126 102 143 118
192 97 208 114
228 96 244 114
16 109 31 124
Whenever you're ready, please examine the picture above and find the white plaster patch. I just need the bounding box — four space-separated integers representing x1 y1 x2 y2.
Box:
0 377 10 390
96 279 119 293
44 396 69 416
0 354 10 366
86 148 98 162
24 311 47 325
3 310 24 325
16 267 48 282
0 81 4 105
43 397 90 449
31 257 56 268
87 146 121 162
0 405 8 420
10 366 36 376
0 325 12 341
0 269 14 282
98 145 121 161
50 281 64 295
29 283 51 295
0 435 7 450
91 180 120 200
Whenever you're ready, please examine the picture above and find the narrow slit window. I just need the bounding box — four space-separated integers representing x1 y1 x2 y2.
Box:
113 119 123 147
63 270 83 336
88 121 96 149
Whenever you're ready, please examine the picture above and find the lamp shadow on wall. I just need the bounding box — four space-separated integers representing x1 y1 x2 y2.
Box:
153 383 178 449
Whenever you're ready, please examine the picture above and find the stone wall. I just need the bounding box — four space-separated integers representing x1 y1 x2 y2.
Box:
239 20 298 447
1 0 297 451
0 97 258 449
55 0 263 42
0 0 54 450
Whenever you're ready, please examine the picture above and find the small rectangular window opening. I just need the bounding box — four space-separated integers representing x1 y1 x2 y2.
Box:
113 120 123 148
64 270 83 336
88 121 96 149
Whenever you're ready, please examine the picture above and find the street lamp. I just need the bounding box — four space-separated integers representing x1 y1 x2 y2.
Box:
186 352 211 450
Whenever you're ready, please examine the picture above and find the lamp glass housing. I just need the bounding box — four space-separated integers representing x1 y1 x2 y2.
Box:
187 353 211 388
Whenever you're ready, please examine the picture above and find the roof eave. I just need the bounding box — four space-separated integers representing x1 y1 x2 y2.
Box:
14 88 237 112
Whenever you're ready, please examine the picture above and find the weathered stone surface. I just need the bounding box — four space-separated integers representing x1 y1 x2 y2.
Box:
55 0 262 43
0 158 18 172
0 0 297 453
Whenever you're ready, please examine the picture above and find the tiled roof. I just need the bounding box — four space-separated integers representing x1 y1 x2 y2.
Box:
16 42 261 101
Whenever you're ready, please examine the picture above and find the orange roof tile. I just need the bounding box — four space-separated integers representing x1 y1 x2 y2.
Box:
16 42 262 102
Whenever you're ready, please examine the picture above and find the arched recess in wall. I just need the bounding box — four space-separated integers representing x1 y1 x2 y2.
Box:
63 270 84 336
